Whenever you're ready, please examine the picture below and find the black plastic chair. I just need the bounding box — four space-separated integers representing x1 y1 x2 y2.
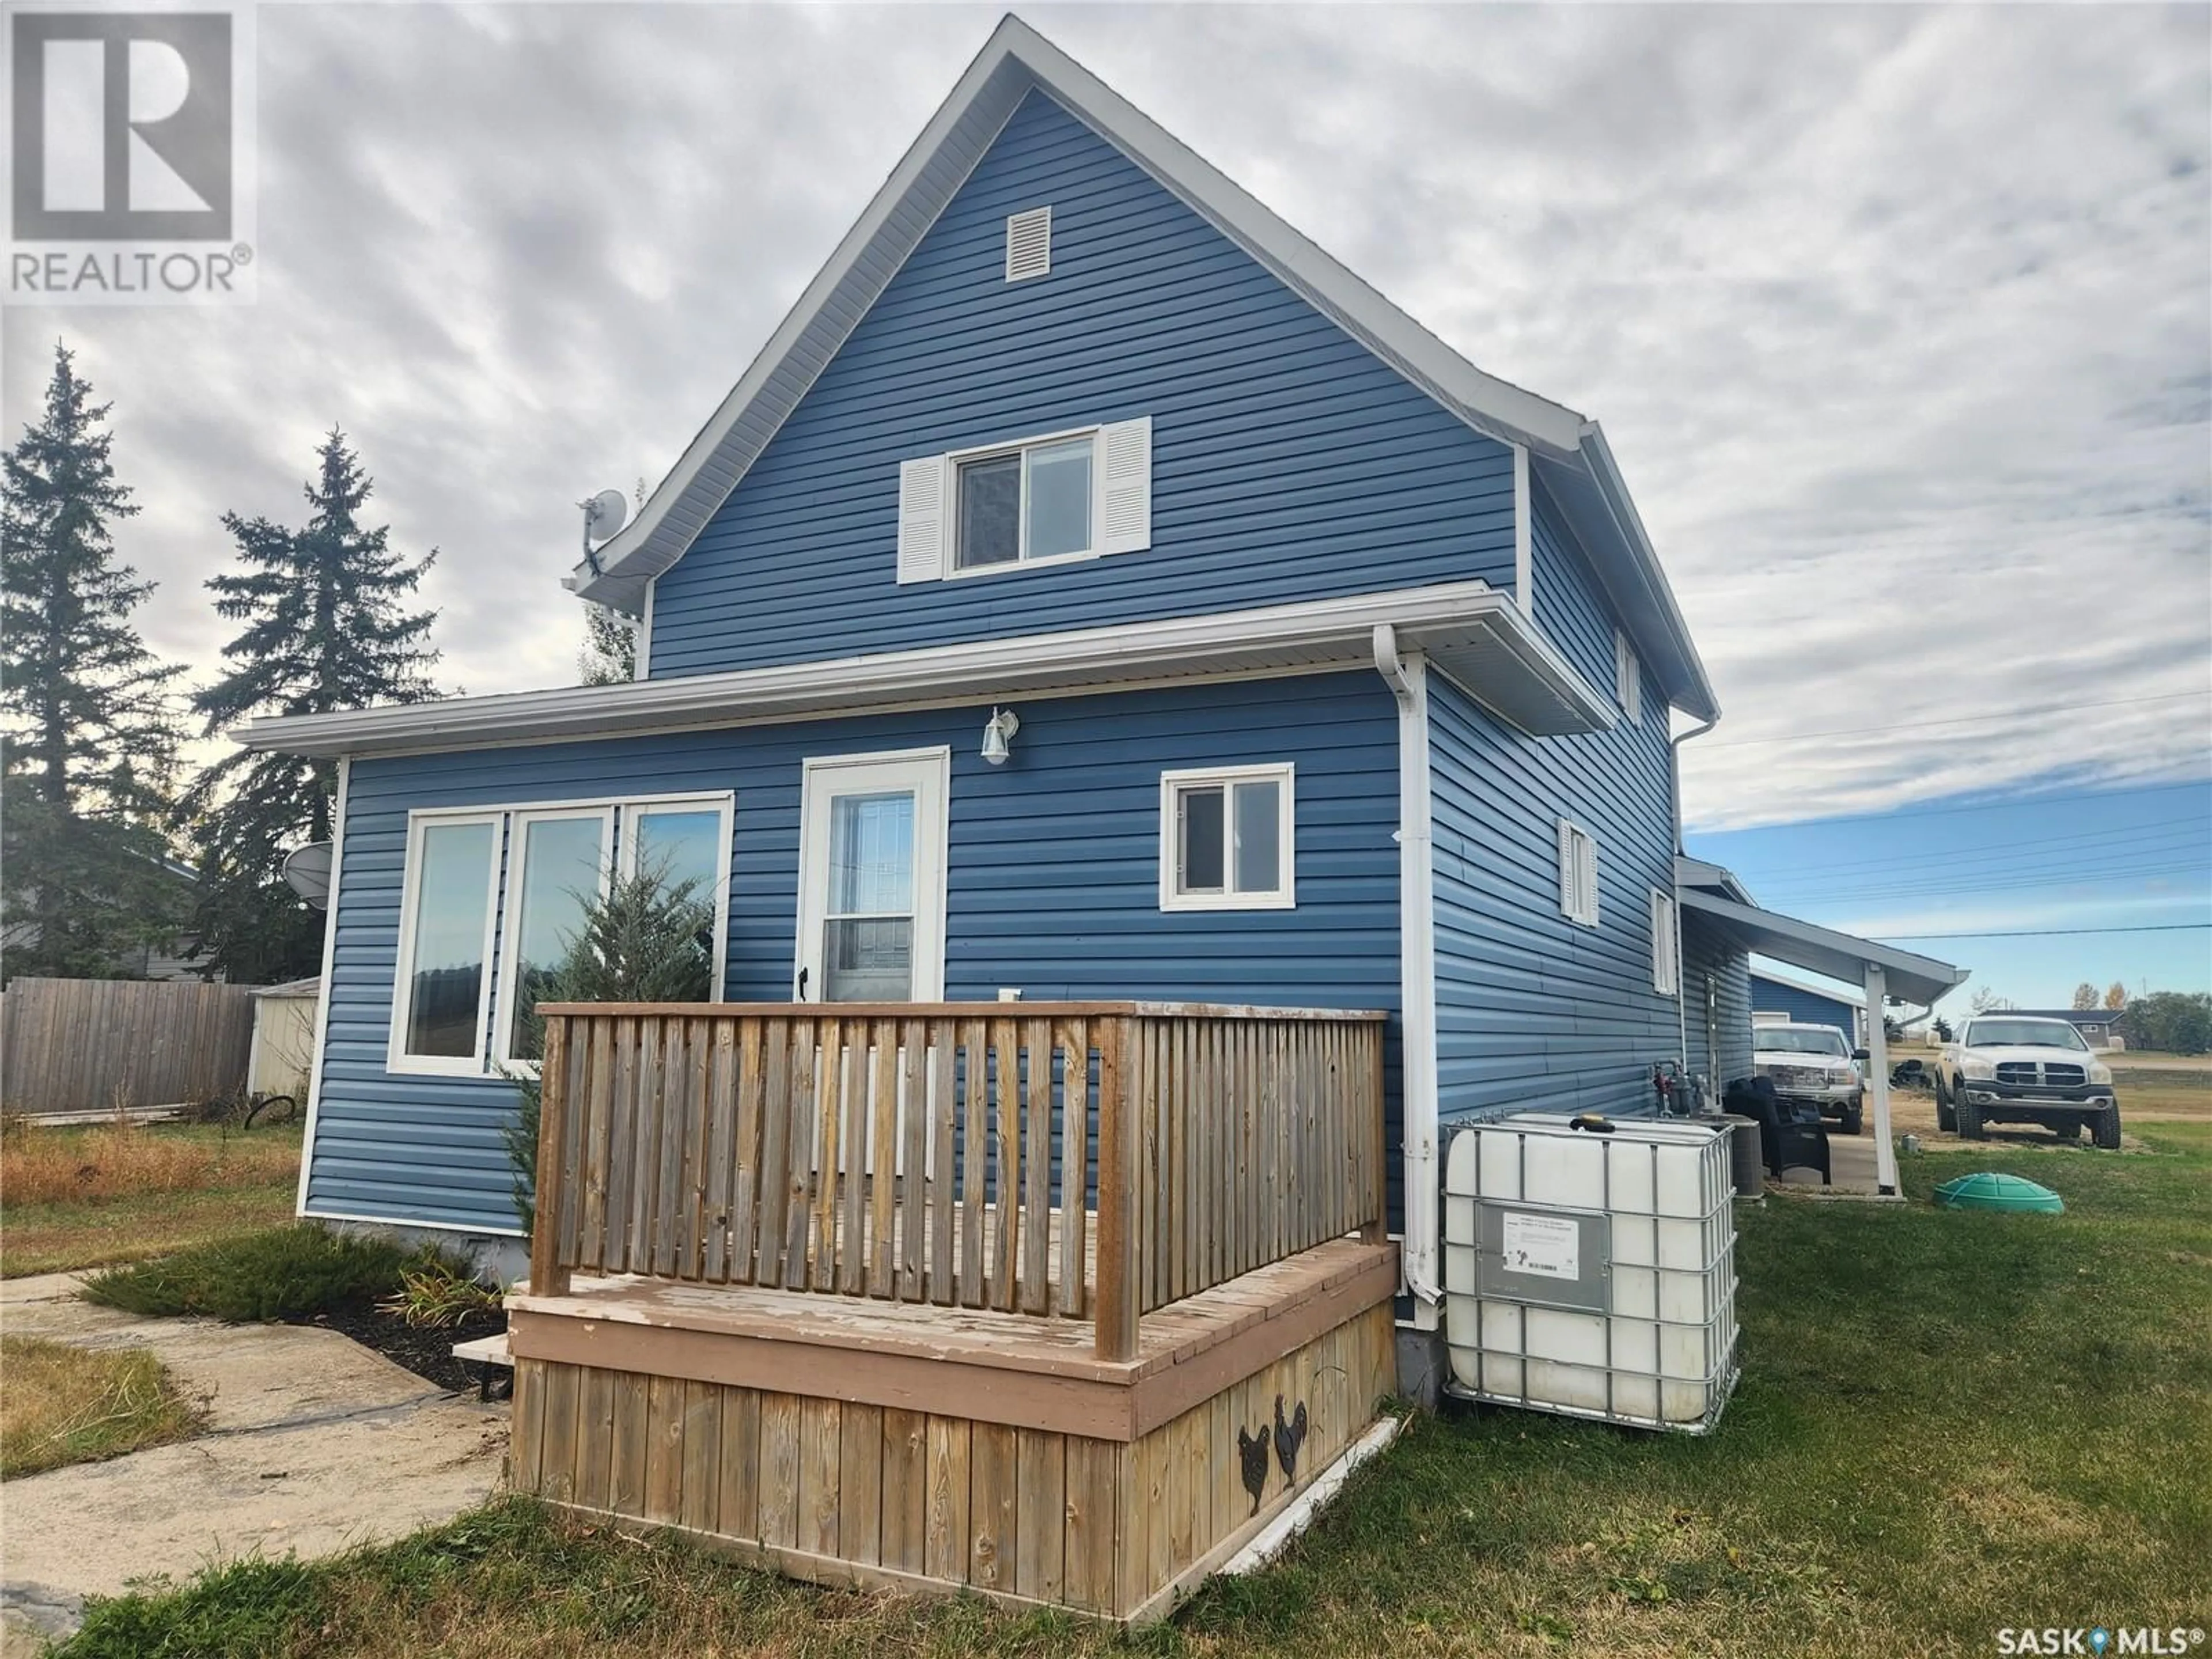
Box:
1724 1075 1831 1185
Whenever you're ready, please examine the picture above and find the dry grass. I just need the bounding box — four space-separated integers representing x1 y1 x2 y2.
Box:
0 1335 203 1479
0 1117 301 1206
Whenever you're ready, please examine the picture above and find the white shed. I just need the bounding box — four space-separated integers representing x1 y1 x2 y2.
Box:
246 977 321 1101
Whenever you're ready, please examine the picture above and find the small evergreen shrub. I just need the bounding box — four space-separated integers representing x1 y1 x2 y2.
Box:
80 1224 464 1322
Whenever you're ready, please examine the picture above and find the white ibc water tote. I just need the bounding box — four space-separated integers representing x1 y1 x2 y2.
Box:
1442 1113 1740 1433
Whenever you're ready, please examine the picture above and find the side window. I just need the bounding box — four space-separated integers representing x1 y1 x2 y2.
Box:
1557 819 1599 927
1650 888 1679 996
1160 764 1295 911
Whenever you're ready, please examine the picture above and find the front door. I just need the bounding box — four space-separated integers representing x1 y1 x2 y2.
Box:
795 748 949 1003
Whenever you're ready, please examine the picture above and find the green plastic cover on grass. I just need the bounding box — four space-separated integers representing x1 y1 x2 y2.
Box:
1934 1172 2065 1213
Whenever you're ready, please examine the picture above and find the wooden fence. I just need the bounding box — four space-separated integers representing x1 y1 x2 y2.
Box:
0 977 254 1115
529 1001 1388 1360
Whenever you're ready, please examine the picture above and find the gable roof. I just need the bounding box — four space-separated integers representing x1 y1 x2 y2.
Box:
569 14 1718 722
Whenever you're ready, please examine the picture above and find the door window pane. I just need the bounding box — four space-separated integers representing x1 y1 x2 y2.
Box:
633 809 721 902
1026 438 1092 559
957 454 1021 569
1232 779 1280 894
506 816 605 1061
825 791 916 1001
1178 786 1226 895
404 821 494 1058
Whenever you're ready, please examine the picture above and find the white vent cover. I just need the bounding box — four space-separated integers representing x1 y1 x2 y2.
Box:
1005 207 1052 282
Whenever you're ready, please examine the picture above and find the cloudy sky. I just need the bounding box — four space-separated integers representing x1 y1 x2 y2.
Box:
5 2 2208 993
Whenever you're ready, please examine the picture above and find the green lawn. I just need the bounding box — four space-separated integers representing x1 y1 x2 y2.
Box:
55 1126 2212 1658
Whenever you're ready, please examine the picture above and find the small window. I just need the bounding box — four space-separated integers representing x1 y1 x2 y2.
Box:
956 436 1093 570
1558 819 1599 927
1615 629 1641 724
1160 765 1295 911
1005 206 1052 281
1650 888 1679 996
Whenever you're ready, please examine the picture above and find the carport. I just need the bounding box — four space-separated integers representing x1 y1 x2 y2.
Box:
1676 882 1968 1195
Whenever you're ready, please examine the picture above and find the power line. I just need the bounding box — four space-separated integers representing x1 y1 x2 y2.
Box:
1745 820 2211 886
1874 923 2212 941
1694 689 2211 750
1764 859 2212 907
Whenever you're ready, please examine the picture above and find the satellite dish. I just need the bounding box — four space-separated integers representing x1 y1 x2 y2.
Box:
583 488 630 545
282 841 333 910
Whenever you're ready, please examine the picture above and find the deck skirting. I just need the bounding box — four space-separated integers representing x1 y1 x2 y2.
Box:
509 1263 1396 1622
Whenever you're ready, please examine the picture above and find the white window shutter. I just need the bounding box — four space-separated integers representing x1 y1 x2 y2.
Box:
1557 820 1576 919
1578 834 1599 926
1096 416 1152 554
896 455 949 584
1652 890 1676 993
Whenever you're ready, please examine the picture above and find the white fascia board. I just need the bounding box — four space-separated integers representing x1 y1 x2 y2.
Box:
1676 888 1967 1007
1570 424 1720 722
235 581 1613 761
569 15 1590 613
1674 853 1756 907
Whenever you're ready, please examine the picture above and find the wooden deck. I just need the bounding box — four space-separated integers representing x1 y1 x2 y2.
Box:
507 1001 1399 1623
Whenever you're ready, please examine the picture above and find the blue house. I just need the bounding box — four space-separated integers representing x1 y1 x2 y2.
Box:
243 22 1957 1481
1751 969 1867 1047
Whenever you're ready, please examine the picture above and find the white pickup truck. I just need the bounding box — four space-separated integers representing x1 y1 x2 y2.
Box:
1936 1015 2121 1147
1751 1022 1867 1134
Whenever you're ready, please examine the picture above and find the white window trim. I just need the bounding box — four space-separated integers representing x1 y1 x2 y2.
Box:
1615 628 1642 724
944 424 1101 578
387 791 735 1079
1558 817 1599 929
387 810 505 1078
1158 763 1297 912
1650 887 1679 997
794 747 952 1004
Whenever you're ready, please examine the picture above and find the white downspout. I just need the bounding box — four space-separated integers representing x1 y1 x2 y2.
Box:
1669 712 1719 1097
1373 623 1442 1326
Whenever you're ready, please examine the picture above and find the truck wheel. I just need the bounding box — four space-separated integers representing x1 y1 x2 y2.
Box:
1840 1102 1863 1135
2055 1119 2082 1141
1935 1077 1957 1133
1956 1094 1986 1141
2092 1104 2122 1150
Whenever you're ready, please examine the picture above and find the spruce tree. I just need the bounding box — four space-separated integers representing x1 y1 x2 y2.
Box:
0 343 188 981
579 601 637 685
187 429 442 982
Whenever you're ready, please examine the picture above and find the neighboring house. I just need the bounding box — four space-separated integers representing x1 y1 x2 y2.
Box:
1 854 209 984
238 18 1959 1421
1999 1009 2128 1050
1751 969 1867 1048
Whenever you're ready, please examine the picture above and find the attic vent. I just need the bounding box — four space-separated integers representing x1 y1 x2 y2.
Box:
1005 206 1052 282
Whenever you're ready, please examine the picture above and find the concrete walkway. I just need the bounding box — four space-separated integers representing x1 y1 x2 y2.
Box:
1 1272 507 1650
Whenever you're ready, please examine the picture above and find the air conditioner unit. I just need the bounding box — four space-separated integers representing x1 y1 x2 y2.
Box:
1442 1115 1739 1433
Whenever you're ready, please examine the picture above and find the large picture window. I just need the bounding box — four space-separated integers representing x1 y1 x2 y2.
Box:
388 793 731 1077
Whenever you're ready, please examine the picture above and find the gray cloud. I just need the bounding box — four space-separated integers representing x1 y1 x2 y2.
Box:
5 3 2206 821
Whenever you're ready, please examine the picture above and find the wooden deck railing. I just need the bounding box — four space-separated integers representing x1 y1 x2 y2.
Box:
528 1001 1387 1359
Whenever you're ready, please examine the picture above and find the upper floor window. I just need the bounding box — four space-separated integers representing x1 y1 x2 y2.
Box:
1558 819 1599 927
897 417 1151 584
1160 763 1296 911
957 435 1093 570
1615 628 1642 724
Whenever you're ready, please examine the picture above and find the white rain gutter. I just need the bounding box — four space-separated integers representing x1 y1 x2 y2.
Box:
1373 624 1442 1326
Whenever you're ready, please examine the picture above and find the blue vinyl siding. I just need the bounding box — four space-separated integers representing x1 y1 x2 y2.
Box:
1749 974 1861 1044
1683 916 1752 1090
646 90 1516 679
306 673 1400 1234
1429 494 1679 1122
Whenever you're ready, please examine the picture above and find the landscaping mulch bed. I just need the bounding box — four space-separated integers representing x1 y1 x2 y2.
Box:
290 1300 507 1396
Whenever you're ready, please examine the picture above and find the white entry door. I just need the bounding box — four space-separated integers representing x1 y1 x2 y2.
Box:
795 748 949 1004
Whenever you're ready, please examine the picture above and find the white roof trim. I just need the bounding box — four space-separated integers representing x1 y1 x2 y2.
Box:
562 17 1716 721
1677 887 1967 1007
236 581 1612 761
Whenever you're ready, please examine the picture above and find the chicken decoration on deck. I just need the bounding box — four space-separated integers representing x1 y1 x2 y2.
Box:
1273 1393 1309 1482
